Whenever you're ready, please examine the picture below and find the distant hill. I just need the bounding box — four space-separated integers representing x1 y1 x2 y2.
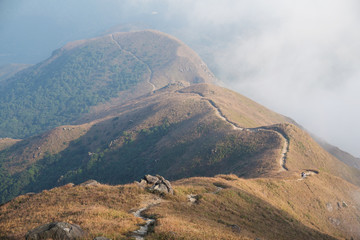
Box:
0 30 217 139
0 63 32 82
313 135 360 170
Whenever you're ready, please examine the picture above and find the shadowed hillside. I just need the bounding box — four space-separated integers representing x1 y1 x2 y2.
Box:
1 83 360 204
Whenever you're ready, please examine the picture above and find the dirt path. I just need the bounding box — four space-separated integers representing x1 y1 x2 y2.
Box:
178 91 289 172
111 34 156 92
209 99 289 172
131 197 163 239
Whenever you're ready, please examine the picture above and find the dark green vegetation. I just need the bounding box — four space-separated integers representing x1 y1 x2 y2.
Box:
0 30 216 139
0 37 148 138
0 97 279 203
1 82 360 204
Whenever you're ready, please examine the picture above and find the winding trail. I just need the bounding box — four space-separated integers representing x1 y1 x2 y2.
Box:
111 34 156 92
179 91 289 172
131 197 163 239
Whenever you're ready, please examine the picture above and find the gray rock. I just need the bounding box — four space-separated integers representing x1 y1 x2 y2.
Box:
139 179 147 187
79 179 99 186
230 224 241 233
140 174 173 195
326 202 333 212
151 182 169 193
25 222 86 240
144 174 159 184
93 237 111 240
187 194 198 203
329 217 341 226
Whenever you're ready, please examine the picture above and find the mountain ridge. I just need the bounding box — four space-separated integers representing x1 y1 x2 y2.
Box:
1 83 360 204
0 30 360 240
0 30 217 139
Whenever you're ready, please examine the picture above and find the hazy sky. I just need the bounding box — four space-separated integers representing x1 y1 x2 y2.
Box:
1 0 359 157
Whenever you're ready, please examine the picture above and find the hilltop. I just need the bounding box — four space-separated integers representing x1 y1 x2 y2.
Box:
0 30 217 139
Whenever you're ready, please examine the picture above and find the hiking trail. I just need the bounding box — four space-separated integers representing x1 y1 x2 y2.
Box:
131 197 163 239
178 90 289 172
111 34 156 92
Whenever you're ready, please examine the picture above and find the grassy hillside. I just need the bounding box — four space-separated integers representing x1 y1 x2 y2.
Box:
1 174 359 239
0 84 283 203
147 174 360 240
1 84 359 204
316 137 360 170
0 30 216 139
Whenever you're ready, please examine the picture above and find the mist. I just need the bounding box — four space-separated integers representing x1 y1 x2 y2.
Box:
0 0 359 157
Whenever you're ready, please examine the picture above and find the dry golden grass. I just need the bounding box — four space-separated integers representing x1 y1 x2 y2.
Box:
146 174 360 240
278 123 360 186
179 84 289 128
0 183 151 239
1 174 359 239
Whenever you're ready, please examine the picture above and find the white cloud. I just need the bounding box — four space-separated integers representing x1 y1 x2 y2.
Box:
161 0 360 156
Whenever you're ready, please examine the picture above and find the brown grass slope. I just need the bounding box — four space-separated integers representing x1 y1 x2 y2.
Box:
1 174 359 239
1 84 360 239
2 83 360 187
316 137 360 170
1 123 92 174
1 83 288 179
0 138 20 151
147 174 360 240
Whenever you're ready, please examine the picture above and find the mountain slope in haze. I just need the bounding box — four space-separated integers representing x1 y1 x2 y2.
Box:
0 30 217 139
0 63 32 83
1 83 360 204
314 136 360 170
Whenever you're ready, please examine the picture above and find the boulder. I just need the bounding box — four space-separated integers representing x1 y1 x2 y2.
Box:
154 175 173 195
230 224 241 233
79 180 100 186
25 222 86 240
144 174 159 184
93 237 111 240
139 174 173 195
136 179 148 188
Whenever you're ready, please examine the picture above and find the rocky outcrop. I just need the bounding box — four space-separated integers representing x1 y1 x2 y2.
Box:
136 174 173 195
79 179 100 186
25 222 86 240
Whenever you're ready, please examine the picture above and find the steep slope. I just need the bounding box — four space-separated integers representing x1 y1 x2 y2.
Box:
148 174 360 239
1 174 359 239
1 83 360 204
0 138 20 151
0 30 217 139
315 137 360 170
0 63 32 83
